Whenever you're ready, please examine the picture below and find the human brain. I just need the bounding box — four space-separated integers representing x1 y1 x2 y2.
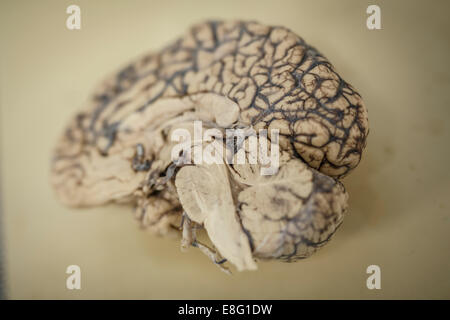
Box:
51 21 368 272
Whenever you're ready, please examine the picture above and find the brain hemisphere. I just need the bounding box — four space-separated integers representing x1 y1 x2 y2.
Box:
51 20 369 271
59 21 367 177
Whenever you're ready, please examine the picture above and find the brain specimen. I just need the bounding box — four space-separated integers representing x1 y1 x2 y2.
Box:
51 21 369 272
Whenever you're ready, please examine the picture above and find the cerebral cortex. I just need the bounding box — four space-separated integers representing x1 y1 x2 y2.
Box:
51 21 369 272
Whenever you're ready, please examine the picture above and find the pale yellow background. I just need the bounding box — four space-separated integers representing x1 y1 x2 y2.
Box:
1 0 449 299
